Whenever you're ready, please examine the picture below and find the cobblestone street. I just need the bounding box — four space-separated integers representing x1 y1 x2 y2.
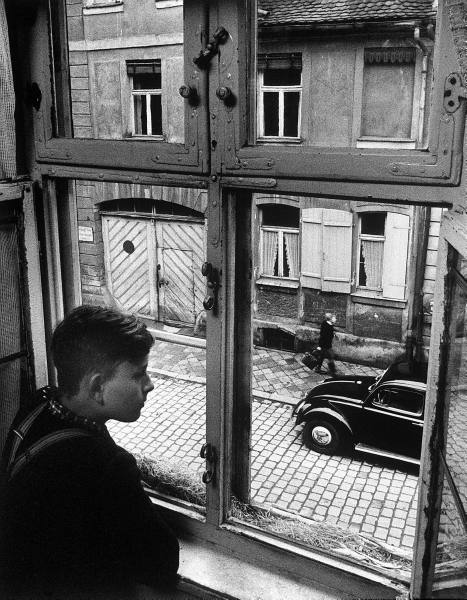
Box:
108 338 419 552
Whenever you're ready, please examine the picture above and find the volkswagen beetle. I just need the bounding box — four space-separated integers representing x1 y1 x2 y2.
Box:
293 362 427 465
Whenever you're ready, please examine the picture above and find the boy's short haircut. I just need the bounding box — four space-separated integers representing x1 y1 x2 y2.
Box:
51 305 154 395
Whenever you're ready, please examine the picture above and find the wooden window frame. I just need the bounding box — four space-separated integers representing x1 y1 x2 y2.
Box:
129 67 164 139
15 0 467 597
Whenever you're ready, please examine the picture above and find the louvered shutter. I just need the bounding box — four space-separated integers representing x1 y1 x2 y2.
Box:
322 210 353 293
300 208 322 289
382 212 410 300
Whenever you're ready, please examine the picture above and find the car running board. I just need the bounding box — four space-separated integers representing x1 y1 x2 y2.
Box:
354 444 420 466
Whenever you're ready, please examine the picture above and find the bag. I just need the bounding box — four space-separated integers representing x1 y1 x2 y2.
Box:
301 347 321 370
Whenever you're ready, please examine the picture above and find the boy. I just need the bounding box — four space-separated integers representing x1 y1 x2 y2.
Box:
315 312 337 377
0 305 179 595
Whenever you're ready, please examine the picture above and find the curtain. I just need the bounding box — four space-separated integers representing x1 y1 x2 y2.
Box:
262 230 278 276
361 240 384 288
0 0 15 179
284 232 299 278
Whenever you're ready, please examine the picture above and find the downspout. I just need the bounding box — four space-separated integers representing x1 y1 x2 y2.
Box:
409 206 431 365
414 27 429 147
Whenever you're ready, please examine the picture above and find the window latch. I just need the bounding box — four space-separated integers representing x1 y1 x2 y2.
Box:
444 73 467 113
200 443 217 485
193 26 229 69
201 262 219 312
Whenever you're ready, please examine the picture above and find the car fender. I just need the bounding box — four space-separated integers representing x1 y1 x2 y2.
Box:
299 406 353 436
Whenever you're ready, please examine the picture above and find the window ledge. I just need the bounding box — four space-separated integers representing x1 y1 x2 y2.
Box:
155 0 183 7
351 293 406 309
257 137 303 144
356 137 416 150
83 2 124 15
257 276 299 289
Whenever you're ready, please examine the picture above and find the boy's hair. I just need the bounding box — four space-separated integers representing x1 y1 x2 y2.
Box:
51 305 154 395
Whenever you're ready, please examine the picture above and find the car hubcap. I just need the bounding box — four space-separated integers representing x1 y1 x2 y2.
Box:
312 425 332 446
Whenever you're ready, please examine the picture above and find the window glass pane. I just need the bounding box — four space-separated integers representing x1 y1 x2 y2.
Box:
134 95 148 135
67 178 207 512
263 68 301 86
61 1 184 142
361 62 415 138
263 92 279 136
283 92 300 137
150 95 163 135
133 73 162 90
256 4 435 147
361 213 385 236
236 195 435 582
432 251 467 596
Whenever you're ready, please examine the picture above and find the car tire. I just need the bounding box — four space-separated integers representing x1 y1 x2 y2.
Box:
302 419 345 455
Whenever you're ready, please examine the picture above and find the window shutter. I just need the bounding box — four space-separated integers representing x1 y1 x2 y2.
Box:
300 208 322 289
163 56 184 143
322 210 353 293
382 212 410 300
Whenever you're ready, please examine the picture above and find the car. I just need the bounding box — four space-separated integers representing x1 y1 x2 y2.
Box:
292 361 427 465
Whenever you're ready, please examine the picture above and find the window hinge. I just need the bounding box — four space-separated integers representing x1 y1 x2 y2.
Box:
200 443 217 485
444 72 467 113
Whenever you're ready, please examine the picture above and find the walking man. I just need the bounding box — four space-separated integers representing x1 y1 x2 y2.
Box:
315 312 337 377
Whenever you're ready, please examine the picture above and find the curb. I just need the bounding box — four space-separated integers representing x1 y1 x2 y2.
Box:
148 368 300 405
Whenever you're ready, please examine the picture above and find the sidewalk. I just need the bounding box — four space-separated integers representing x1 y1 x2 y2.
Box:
148 334 384 402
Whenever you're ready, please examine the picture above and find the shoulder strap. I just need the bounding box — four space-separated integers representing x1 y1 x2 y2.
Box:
6 401 49 472
8 428 93 481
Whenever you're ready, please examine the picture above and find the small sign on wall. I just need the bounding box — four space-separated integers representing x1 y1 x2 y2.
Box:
78 226 94 243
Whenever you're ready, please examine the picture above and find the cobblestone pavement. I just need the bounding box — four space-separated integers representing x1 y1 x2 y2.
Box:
149 339 382 398
108 339 419 553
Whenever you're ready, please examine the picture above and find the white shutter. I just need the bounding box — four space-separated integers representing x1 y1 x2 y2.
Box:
300 208 322 289
163 56 184 143
382 212 410 300
322 209 353 293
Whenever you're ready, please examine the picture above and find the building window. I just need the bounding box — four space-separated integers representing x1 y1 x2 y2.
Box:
358 212 385 290
356 211 410 300
260 205 299 278
358 47 419 146
257 53 302 140
127 60 162 137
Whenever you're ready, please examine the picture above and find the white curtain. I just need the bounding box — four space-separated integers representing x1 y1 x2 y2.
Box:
0 0 15 179
262 230 278 276
361 240 384 288
284 232 299 278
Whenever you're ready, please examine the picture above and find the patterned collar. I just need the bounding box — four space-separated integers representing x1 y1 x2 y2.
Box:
44 387 105 435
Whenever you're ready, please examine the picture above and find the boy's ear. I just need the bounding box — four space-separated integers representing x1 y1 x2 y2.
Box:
89 372 104 405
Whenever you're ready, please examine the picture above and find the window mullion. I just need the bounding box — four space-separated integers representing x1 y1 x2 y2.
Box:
146 92 152 135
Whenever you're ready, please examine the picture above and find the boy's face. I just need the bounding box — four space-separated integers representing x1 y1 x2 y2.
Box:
101 354 154 422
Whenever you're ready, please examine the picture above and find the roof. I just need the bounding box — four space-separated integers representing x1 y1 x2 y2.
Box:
258 0 437 27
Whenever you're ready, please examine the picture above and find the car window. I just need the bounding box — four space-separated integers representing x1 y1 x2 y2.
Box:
371 388 423 415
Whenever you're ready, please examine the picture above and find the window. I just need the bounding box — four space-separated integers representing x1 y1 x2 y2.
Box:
358 213 385 290
127 61 163 137
357 47 422 148
257 54 302 140
260 205 299 278
357 211 410 299
372 388 424 415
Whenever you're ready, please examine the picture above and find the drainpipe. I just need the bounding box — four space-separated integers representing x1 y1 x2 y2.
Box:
414 27 429 147
408 206 431 365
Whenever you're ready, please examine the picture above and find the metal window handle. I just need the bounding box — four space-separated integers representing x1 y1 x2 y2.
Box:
201 262 219 312
200 443 217 485
193 26 229 69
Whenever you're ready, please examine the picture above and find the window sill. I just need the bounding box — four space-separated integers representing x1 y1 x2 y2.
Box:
356 137 416 150
256 276 299 289
83 2 124 16
351 293 406 309
257 137 303 145
125 135 166 141
155 0 183 7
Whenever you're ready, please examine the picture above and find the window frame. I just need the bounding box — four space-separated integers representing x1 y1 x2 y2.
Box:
357 213 386 293
256 61 303 142
15 0 467 597
128 64 164 139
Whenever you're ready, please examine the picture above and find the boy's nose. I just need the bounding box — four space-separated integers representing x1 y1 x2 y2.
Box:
144 375 154 393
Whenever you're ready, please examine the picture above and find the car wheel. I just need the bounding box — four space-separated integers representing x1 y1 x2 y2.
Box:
302 419 344 455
